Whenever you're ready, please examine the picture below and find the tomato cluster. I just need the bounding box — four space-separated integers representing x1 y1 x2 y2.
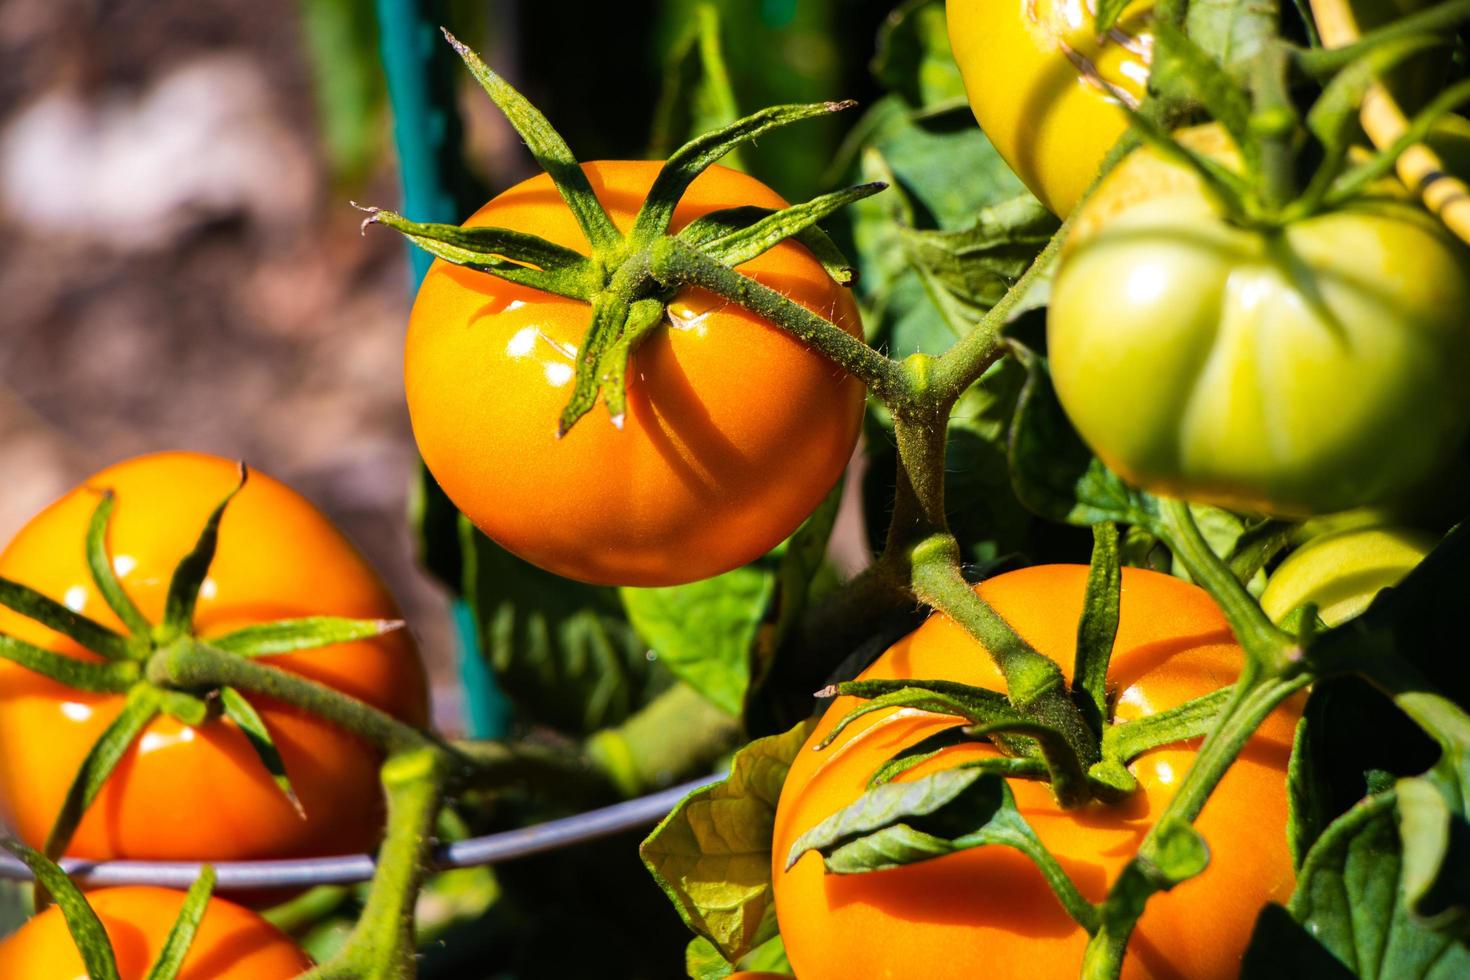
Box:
4 0 1469 976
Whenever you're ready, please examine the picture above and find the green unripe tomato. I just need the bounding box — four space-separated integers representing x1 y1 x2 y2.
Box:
1260 525 1437 627
1047 126 1470 517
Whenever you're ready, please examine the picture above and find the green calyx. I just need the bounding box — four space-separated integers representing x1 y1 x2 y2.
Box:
1129 9 1470 230
0 464 407 861
364 30 888 436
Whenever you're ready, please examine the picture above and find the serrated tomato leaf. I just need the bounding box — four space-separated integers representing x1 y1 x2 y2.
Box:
640 719 814 963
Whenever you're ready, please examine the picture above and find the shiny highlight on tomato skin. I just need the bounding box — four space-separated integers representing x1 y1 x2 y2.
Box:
406 161 866 588
0 452 429 863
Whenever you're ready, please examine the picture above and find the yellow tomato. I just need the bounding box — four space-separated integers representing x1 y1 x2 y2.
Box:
946 0 1153 215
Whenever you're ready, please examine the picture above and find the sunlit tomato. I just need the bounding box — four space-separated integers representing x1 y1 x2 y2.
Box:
0 886 312 978
1260 524 1435 627
1048 126 1470 516
946 0 1152 215
773 565 1300 979
406 161 865 587
0 452 429 861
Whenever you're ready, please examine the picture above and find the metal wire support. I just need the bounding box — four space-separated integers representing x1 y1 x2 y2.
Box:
0 776 716 891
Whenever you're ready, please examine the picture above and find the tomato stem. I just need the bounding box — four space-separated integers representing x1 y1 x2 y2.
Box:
298 748 447 980
646 237 906 401
909 538 1102 807
1155 500 1295 672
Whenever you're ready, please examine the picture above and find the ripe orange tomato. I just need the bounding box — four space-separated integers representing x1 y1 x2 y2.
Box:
0 452 429 861
947 0 1153 216
406 161 865 587
773 565 1300 979
0 886 312 978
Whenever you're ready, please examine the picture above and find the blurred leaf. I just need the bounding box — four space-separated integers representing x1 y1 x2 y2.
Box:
872 0 967 106
641 719 815 963
685 928 791 979
1185 0 1280 81
1399 775 1470 939
1006 343 1154 528
621 565 774 716
410 465 465 594
301 0 386 185
462 521 669 736
0 879 27 940
650 3 744 164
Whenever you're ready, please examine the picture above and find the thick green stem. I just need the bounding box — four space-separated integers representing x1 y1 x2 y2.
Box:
645 237 906 403
926 219 1068 405
301 748 447 980
586 682 741 796
147 639 451 758
1081 671 1310 977
909 536 1100 806
1294 0 1470 76
1251 45 1299 215
1155 499 1294 671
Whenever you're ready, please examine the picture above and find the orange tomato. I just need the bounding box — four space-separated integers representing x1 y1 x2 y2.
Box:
773 565 1299 979
406 161 865 587
0 886 312 978
0 452 428 861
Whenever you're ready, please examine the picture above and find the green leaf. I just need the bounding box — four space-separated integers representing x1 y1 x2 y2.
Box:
364 208 595 300
1 839 121 980
621 564 774 717
1006 343 1154 527
0 633 139 692
633 100 854 243
650 3 744 166
1149 19 1259 169
685 936 736 980
160 466 246 642
85 490 149 637
1244 793 1470 977
44 683 161 858
641 719 814 963
1095 0 1133 33
144 865 216 980
834 97 1033 359
219 687 304 818
442 29 620 251
1398 775 1470 939
0 578 130 661
1185 0 1281 81
872 0 968 106
783 767 1098 929
1074 522 1121 733
207 617 404 657
462 520 666 736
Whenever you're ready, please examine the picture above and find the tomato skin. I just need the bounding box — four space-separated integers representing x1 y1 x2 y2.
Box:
0 886 312 978
1261 524 1435 627
406 161 865 588
773 565 1300 980
1047 128 1470 517
0 452 429 862
946 0 1152 216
